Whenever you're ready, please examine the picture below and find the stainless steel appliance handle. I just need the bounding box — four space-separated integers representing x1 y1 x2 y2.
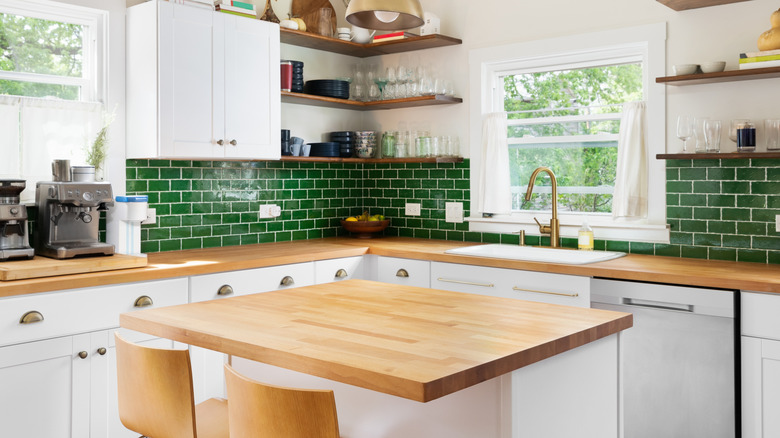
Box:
512 286 578 298
622 297 693 313
437 278 494 288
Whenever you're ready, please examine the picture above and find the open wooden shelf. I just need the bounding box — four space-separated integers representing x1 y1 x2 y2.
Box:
280 28 462 58
657 152 780 160
656 66 780 85
280 156 464 164
656 0 750 11
281 91 462 110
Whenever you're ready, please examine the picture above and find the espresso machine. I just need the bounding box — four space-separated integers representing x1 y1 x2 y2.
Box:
35 160 115 259
0 180 35 261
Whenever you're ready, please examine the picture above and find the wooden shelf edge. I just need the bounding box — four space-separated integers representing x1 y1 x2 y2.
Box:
281 91 462 110
656 66 780 85
656 0 750 11
281 156 464 164
280 28 462 58
656 152 780 160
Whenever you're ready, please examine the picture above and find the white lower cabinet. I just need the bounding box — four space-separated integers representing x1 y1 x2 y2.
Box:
742 291 780 438
430 261 590 307
314 257 364 284
189 262 315 402
0 278 187 438
376 256 431 288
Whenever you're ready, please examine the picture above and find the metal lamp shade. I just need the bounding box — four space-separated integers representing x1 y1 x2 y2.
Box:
345 0 424 30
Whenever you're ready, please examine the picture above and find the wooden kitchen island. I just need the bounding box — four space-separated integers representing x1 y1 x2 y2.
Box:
121 279 632 438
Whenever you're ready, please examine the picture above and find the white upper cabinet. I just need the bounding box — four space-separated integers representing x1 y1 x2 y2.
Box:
127 1 280 159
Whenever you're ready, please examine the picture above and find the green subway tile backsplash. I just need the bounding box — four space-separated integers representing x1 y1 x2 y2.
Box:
127 157 779 264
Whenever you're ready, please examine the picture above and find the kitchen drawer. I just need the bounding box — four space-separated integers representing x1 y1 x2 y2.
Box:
377 257 430 288
431 262 589 307
742 291 780 340
0 278 188 348
314 257 364 284
189 262 314 303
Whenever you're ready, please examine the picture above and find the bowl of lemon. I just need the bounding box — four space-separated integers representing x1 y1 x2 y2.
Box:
341 212 390 238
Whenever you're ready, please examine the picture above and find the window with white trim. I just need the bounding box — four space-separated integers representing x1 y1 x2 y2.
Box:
469 24 668 243
0 0 105 202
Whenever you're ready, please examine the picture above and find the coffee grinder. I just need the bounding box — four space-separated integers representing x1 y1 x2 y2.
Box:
35 160 115 259
0 180 35 261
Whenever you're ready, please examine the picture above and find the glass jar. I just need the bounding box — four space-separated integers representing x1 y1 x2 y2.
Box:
381 131 396 158
736 121 756 152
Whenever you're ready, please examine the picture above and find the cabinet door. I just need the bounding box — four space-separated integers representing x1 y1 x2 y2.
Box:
376 257 431 288
0 335 90 438
742 336 780 438
159 2 221 157
314 257 365 284
221 15 280 159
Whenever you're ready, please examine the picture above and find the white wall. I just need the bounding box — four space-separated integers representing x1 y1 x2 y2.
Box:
283 0 780 156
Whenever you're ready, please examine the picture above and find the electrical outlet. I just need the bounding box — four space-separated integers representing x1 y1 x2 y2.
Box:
776 214 780 233
259 204 282 219
445 202 464 223
405 203 421 216
141 207 156 225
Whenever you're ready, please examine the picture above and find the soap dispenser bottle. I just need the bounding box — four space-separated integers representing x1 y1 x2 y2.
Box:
578 219 594 251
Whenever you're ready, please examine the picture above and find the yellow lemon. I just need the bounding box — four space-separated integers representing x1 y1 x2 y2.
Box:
345 217 358 221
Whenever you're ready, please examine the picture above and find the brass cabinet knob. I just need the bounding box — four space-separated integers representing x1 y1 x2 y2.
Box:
217 139 225 146
396 269 410 278
335 269 348 279
78 351 88 359
134 296 153 308
280 276 295 287
229 139 237 146
218 284 234 296
97 347 107 356
19 310 44 325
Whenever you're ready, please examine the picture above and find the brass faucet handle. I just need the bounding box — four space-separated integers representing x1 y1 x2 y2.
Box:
533 217 552 234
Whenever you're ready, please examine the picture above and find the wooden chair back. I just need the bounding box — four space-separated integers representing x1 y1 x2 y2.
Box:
224 364 341 438
115 332 198 438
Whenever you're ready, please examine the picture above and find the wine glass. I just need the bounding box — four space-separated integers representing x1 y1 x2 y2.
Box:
384 66 397 100
374 76 388 100
676 115 693 152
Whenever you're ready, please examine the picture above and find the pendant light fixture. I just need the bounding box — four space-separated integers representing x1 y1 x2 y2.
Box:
345 0 424 31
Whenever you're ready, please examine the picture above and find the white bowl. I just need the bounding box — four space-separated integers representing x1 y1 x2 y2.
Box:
700 61 726 73
673 64 699 75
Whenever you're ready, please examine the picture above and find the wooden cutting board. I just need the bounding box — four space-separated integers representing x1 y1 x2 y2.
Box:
0 254 148 281
291 0 337 36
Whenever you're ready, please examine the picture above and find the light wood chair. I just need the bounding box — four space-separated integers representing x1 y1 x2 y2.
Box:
224 364 341 438
114 332 229 438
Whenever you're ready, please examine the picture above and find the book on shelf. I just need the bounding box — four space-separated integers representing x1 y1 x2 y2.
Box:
372 31 417 42
740 48 780 58
738 59 780 70
215 4 257 17
229 0 255 10
739 53 780 63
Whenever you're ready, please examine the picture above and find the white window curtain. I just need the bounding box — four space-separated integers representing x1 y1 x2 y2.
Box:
1 97 103 202
612 101 648 219
477 112 512 215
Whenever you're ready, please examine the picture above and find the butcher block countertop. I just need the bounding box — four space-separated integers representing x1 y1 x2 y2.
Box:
120 279 633 402
1 237 778 298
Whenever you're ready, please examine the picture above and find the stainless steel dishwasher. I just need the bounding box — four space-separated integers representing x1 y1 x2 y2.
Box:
591 278 738 438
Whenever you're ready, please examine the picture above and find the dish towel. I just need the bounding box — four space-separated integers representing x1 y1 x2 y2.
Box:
612 101 648 219
477 112 512 215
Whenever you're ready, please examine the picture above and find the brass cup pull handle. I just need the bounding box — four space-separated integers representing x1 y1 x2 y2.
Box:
78 351 88 359
280 276 295 287
229 139 237 146
396 269 409 278
20 310 44 325
335 269 348 279
217 139 225 146
217 284 234 296
134 296 154 308
97 347 107 356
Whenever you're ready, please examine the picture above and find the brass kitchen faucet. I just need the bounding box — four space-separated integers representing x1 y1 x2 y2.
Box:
524 167 560 248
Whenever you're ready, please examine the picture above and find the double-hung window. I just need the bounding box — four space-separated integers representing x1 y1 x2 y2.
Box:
469 23 668 243
0 0 106 202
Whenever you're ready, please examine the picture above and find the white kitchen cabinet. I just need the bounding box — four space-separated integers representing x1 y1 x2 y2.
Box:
0 278 187 438
430 261 590 307
189 262 315 402
742 291 780 438
376 256 431 288
127 0 280 159
314 257 365 284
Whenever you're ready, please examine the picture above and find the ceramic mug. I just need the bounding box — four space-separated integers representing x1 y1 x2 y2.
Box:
351 26 375 44
337 27 351 41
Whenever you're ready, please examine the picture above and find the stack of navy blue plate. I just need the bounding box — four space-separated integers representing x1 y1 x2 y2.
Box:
308 142 340 157
304 80 349 99
289 60 303 93
329 131 354 158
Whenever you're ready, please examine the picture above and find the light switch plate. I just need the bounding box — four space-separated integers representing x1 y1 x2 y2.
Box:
405 203 421 216
445 202 464 223
776 214 780 233
259 204 281 219
141 207 156 225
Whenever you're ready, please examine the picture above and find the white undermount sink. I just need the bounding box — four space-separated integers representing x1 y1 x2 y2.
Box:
445 244 627 265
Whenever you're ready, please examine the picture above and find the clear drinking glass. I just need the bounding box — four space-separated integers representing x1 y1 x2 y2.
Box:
415 137 431 157
765 119 780 150
693 117 709 153
703 119 721 153
676 115 693 152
